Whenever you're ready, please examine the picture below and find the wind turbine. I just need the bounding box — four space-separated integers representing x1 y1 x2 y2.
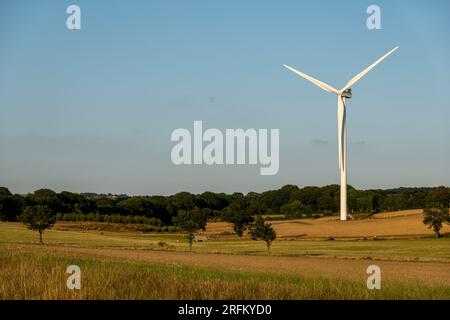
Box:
284 46 398 221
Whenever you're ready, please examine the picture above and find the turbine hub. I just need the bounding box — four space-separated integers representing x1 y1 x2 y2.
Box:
341 89 352 99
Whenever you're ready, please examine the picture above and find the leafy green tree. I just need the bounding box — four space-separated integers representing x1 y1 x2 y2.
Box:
58 191 96 214
280 200 304 218
0 187 24 221
172 208 207 250
290 186 321 212
249 216 277 254
19 205 56 244
117 197 154 216
148 196 174 224
94 197 117 215
318 195 335 214
260 187 291 213
431 186 450 208
198 192 230 210
170 192 196 212
347 186 360 213
222 199 255 237
423 208 450 238
27 189 60 212
408 192 426 209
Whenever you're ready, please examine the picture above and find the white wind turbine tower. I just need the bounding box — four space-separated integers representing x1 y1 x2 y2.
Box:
284 46 398 221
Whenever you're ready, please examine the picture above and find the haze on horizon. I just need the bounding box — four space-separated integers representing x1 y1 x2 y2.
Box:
1 0 449 195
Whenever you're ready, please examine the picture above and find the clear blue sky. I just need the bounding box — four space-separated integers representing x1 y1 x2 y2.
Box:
1 0 449 195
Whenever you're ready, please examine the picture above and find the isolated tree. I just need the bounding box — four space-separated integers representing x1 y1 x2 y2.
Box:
19 205 56 244
423 208 450 238
249 216 277 254
223 209 253 237
223 199 258 237
172 208 207 250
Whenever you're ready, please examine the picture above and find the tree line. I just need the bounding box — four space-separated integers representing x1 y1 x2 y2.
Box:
2 185 449 249
1 185 449 224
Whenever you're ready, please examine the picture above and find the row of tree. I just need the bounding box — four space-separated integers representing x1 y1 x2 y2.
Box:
172 208 276 253
5 185 449 249
1 185 449 224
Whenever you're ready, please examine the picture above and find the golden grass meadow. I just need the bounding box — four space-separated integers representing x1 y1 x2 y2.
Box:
1 210 449 300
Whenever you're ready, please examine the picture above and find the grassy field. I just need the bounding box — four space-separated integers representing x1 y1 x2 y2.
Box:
1 246 449 300
1 217 449 300
1 222 449 261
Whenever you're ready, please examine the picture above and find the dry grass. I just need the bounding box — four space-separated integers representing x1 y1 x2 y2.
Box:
1 246 449 300
3 243 449 287
204 209 447 239
1 210 449 300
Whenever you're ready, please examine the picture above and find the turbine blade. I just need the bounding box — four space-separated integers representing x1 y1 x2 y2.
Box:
283 64 339 94
337 96 346 171
342 46 399 91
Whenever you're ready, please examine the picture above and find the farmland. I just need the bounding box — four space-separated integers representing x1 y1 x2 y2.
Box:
1 210 449 299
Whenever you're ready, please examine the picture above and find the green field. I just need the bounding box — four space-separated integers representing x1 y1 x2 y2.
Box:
1 222 449 261
1 222 449 299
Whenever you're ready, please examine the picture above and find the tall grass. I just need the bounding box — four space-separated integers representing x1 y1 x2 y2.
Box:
1 249 448 300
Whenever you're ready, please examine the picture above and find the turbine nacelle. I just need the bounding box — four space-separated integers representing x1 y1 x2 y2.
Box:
341 89 352 99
